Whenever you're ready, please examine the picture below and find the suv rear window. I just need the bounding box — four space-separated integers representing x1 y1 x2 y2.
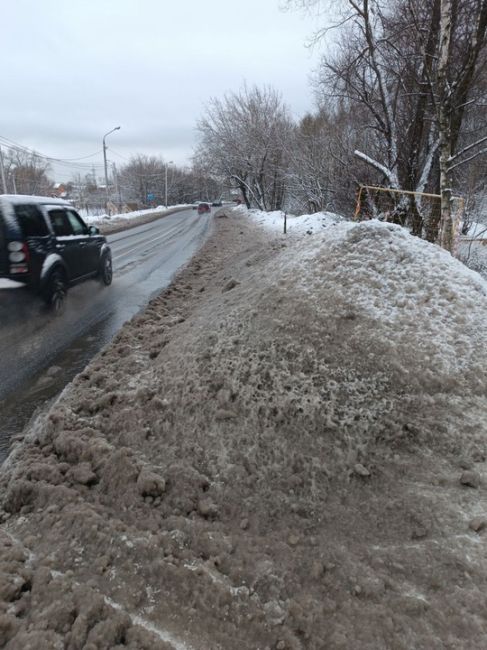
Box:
14 204 49 237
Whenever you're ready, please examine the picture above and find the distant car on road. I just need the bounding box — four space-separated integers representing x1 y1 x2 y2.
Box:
211 200 222 207
197 202 211 215
0 195 112 312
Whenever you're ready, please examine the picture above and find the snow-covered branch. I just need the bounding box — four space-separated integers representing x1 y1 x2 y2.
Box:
448 134 487 163
448 147 487 173
416 137 440 195
354 149 398 188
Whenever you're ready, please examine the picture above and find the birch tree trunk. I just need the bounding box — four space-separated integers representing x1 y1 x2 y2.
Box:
437 0 454 250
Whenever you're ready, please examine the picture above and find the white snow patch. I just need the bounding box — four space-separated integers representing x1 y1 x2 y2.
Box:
403 590 429 604
3 530 36 568
0 279 26 289
183 561 250 598
462 221 487 240
104 595 195 650
48 565 195 650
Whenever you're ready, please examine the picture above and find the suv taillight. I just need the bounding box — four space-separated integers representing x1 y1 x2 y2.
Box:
8 241 30 274
7 241 23 252
8 242 29 263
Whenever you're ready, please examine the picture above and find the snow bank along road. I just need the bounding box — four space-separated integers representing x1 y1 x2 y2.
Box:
0 207 213 461
1 210 487 649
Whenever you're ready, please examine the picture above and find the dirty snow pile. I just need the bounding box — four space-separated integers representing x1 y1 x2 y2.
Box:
1 214 487 649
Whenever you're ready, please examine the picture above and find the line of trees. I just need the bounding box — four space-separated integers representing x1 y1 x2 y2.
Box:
115 155 220 207
0 148 222 214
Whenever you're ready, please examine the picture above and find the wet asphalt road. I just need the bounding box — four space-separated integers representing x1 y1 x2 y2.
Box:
0 207 213 462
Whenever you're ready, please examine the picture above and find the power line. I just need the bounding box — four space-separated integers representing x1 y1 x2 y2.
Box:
0 135 104 167
108 148 130 161
0 135 193 184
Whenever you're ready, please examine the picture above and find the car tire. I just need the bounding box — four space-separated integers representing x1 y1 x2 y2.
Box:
99 253 113 286
44 269 67 314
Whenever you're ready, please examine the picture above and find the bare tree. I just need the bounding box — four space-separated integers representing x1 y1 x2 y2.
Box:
3 148 53 195
196 85 293 210
313 0 442 232
118 155 167 206
287 107 368 214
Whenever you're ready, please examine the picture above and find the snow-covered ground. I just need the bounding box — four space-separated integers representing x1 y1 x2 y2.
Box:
241 206 343 235
465 221 487 240
2 208 487 648
457 221 487 280
81 204 192 225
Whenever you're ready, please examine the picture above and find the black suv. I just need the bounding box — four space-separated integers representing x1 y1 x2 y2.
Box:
0 195 112 311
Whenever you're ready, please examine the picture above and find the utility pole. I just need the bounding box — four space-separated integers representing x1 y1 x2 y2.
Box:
102 126 121 213
76 173 83 208
0 146 7 193
112 162 122 212
165 160 174 209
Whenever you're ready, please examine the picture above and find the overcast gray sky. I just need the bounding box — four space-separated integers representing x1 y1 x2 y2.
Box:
1 0 325 181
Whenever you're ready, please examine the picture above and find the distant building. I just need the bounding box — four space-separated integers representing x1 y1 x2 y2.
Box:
52 183 71 199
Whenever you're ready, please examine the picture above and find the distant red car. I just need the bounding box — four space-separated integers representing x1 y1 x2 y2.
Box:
197 202 210 215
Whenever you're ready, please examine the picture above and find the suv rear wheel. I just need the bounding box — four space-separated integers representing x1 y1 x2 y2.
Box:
99 253 113 286
44 269 67 313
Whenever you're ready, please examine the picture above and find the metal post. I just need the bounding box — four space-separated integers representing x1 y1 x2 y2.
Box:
354 186 364 221
164 163 168 209
0 146 7 193
103 138 109 208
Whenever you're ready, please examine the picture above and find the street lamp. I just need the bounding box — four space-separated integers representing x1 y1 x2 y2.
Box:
165 160 174 209
103 126 121 211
